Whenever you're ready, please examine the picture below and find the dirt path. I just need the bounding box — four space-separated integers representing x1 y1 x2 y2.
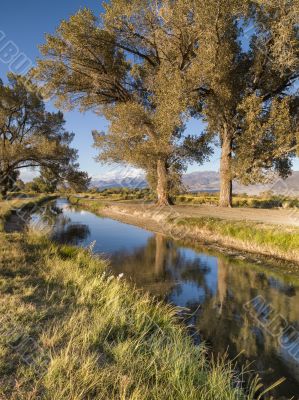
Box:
105 202 299 228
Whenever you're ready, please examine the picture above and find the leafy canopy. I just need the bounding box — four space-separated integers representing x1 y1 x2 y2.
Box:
0 73 88 195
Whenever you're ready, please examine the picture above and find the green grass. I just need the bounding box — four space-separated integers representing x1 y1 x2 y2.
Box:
76 188 154 203
68 195 106 213
173 216 299 261
175 193 299 209
73 189 299 209
0 230 269 399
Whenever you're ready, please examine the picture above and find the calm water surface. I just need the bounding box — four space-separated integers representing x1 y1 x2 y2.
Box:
5 198 299 399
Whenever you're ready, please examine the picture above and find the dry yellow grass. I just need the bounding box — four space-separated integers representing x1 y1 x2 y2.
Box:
0 231 270 400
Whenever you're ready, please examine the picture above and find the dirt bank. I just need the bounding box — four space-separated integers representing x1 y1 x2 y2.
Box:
69 198 299 268
105 202 299 227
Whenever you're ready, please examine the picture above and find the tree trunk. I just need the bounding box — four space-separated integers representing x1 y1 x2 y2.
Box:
217 258 228 316
219 127 233 208
155 233 166 275
156 159 171 206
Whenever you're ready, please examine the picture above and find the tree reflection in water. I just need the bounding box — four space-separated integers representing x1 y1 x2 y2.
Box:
4 201 63 232
6 198 299 398
110 235 299 398
52 222 90 245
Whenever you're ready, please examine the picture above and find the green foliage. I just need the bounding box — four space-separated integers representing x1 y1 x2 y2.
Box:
0 74 86 198
71 188 154 203
25 168 91 194
36 8 130 109
63 169 91 192
187 0 298 205
174 216 299 256
35 4 213 205
234 95 297 184
72 189 299 210
34 1 298 207
175 193 299 209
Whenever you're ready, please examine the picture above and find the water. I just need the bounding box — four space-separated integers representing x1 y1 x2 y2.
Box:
5 198 299 399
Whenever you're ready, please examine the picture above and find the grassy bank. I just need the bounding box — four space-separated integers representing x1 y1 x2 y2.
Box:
81 188 299 209
69 197 299 265
175 193 299 209
171 217 299 264
0 230 266 400
68 195 106 213
0 194 57 231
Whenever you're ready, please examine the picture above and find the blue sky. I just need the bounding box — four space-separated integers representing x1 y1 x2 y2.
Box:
0 1 297 180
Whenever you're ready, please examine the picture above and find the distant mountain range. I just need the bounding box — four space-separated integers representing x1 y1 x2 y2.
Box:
91 168 147 190
184 171 299 195
91 169 299 195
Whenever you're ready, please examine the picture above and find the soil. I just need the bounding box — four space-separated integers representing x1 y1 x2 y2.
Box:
104 202 299 228
94 202 299 269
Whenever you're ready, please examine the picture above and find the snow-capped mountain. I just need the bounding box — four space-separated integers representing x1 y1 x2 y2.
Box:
91 167 147 189
91 168 299 195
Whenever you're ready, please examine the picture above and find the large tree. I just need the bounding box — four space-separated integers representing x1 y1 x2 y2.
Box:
188 0 298 206
34 4 208 205
35 2 298 207
93 102 211 202
105 0 298 207
0 73 85 198
102 0 199 203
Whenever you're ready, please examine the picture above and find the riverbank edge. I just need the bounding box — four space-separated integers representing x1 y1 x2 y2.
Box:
68 197 299 268
0 194 58 231
0 228 263 399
